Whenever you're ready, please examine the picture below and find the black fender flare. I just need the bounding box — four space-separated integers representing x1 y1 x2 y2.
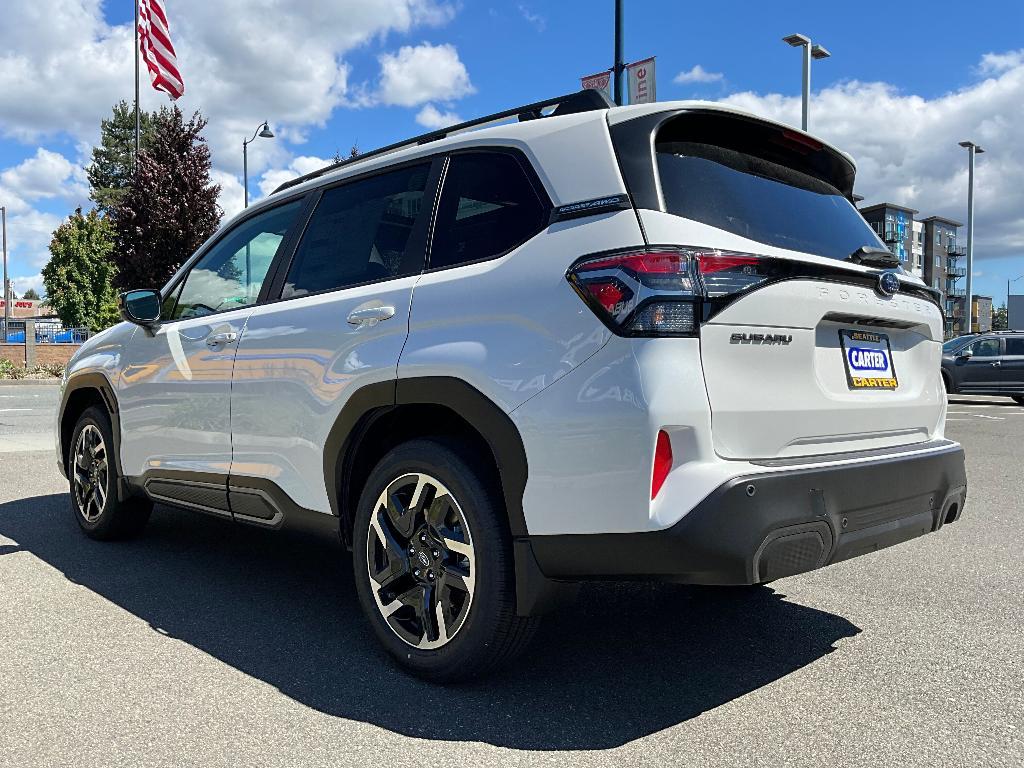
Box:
58 372 132 500
322 377 530 538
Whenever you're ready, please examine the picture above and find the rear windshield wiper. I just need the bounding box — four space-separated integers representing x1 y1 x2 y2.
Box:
846 246 899 268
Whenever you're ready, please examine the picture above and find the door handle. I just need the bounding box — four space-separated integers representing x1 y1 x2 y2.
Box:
991 360 1002 366
347 306 396 327
206 331 238 347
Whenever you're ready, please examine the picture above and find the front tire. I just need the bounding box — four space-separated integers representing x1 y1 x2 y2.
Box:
69 406 152 540
352 438 538 682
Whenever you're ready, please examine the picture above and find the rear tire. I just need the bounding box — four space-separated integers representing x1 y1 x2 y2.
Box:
69 406 152 540
352 438 538 682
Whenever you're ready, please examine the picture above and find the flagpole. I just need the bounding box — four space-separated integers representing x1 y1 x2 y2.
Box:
134 0 140 162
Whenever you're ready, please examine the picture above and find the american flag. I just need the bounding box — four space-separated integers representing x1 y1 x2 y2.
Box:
139 0 184 100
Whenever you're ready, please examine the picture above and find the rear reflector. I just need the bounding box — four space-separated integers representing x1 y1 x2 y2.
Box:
652 430 673 499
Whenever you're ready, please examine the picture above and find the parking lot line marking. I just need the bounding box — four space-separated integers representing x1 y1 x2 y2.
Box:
973 414 1004 420
0 408 34 412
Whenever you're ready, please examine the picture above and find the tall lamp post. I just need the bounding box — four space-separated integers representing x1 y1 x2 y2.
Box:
782 34 831 132
959 140 984 332
243 121 275 208
1 207 7 346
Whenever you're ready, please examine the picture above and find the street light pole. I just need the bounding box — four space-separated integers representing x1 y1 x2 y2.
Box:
1008 274 1024 330
2 206 8 343
959 141 984 332
242 121 275 208
782 34 831 132
613 0 625 105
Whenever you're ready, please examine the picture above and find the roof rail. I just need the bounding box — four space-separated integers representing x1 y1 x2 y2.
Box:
272 89 616 195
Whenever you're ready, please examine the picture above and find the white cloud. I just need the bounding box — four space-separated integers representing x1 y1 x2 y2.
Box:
674 65 724 84
256 155 332 201
415 104 463 129
4 209 63 270
10 274 47 300
0 0 459 175
977 49 1024 76
518 5 546 32
377 43 474 107
0 148 88 204
721 58 1024 261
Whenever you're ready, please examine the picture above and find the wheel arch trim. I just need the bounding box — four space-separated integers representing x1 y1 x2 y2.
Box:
324 377 530 539
58 373 129 499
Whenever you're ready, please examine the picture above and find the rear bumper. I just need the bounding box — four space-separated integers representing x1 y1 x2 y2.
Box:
529 441 967 585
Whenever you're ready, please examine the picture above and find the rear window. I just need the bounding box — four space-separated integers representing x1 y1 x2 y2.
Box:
654 113 884 260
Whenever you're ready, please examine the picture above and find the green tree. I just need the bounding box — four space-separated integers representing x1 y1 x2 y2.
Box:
21 288 40 300
42 208 120 332
86 100 158 214
993 302 1008 331
111 106 222 290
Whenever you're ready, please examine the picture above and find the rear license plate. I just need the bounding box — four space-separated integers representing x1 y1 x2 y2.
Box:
839 329 898 390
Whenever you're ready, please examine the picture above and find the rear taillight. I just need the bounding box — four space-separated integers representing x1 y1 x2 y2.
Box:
567 247 774 335
567 249 699 336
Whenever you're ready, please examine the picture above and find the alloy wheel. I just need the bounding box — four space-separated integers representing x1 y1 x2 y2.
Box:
366 472 476 649
73 424 109 523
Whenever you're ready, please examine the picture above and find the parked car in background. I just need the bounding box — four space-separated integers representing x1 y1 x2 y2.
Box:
941 331 1024 403
56 90 968 682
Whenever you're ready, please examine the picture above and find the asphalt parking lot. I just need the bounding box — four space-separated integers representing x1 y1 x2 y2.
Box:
0 384 1021 767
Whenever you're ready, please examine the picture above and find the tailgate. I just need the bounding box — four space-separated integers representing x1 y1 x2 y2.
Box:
700 278 946 459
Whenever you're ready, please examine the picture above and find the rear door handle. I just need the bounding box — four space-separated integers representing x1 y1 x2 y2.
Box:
347 306 395 327
206 331 238 347
992 360 1002 366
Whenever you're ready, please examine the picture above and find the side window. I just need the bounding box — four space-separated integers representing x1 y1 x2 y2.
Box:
1005 338 1024 356
429 152 547 269
282 164 430 298
168 200 302 321
969 338 1000 357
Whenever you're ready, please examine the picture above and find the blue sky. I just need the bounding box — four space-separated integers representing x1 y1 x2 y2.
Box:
1 0 1022 302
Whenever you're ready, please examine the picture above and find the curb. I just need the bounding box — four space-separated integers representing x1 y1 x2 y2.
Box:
0 378 62 386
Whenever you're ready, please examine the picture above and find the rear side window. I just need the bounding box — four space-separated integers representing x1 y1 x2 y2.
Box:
968 338 1000 357
1005 338 1024 355
282 164 430 298
429 152 547 269
653 113 883 260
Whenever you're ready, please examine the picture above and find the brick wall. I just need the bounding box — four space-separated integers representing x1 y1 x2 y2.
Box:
0 344 26 366
0 343 80 368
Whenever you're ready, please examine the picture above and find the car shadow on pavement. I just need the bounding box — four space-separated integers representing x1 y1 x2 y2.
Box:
0 494 860 751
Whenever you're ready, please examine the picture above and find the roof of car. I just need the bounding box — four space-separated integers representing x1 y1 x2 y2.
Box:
239 90 856 231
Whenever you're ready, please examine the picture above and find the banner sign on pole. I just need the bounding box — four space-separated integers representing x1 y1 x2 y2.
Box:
580 70 612 101
627 57 656 104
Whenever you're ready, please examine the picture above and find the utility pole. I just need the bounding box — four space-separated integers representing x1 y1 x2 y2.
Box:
613 0 625 105
959 141 984 332
2 206 8 343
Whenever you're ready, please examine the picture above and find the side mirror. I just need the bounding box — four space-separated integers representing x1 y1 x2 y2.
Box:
119 289 161 326
958 347 973 359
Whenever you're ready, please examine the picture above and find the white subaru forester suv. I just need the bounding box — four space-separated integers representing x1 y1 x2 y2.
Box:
58 90 967 681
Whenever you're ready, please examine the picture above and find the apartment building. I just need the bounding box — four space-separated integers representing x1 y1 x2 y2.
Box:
859 203 966 337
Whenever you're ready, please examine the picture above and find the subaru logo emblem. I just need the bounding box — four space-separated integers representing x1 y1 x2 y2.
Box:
877 272 900 297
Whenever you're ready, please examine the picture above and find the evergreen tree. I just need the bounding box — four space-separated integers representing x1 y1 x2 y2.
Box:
111 107 222 290
22 288 40 300
86 101 157 214
42 208 120 331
